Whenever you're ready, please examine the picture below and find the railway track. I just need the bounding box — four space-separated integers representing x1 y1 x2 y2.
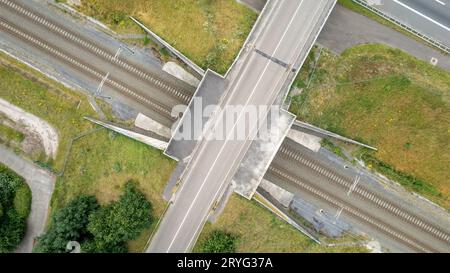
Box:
0 0 193 105
1 0 447 253
267 163 440 253
0 17 176 121
277 143 450 245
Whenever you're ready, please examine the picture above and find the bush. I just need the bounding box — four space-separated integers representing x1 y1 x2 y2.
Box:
0 209 26 252
88 182 152 247
35 181 152 253
34 195 99 253
201 230 238 253
0 165 29 252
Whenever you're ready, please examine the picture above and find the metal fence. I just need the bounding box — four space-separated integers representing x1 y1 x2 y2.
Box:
352 0 450 54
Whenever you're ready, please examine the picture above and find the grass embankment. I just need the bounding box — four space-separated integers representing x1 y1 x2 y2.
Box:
290 44 450 209
0 52 176 252
194 194 368 253
0 53 96 169
0 122 25 144
78 0 257 74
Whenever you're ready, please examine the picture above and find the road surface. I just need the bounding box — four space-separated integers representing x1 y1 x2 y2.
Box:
0 145 56 253
375 0 450 46
148 0 336 253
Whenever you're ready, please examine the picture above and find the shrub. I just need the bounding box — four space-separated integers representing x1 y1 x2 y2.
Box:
0 165 29 252
201 230 238 253
34 195 99 253
88 182 152 247
34 181 152 253
0 209 26 252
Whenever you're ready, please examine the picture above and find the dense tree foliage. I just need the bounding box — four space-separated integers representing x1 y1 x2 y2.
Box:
0 166 30 252
34 181 152 253
88 182 152 248
34 195 99 253
201 230 238 253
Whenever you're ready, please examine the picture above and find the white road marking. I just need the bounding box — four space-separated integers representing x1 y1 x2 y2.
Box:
166 0 307 252
434 0 446 6
393 0 450 31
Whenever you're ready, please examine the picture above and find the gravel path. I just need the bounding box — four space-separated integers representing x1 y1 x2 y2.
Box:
0 98 59 158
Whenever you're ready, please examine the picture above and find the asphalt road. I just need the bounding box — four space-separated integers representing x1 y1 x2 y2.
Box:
2 0 447 253
318 4 450 70
375 0 450 46
0 145 56 253
148 0 336 253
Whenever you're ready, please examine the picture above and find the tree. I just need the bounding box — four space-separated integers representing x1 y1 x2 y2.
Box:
0 166 29 253
34 195 99 253
201 230 238 253
33 181 153 253
88 182 152 247
0 210 26 252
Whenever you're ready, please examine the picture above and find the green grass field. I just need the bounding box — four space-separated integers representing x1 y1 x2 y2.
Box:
0 52 175 252
290 44 450 209
78 0 257 74
194 194 368 253
0 122 25 144
51 130 176 252
0 54 97 170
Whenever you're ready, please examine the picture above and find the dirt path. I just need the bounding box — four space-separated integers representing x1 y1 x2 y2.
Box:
0 98 59 158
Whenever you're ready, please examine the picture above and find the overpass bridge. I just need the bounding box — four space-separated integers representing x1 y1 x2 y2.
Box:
148 0 337 253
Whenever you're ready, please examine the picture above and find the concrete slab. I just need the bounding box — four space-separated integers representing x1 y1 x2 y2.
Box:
164 70 228 161
163 62 200 88
292 120 377 150
259 179 294 208
134 113 171 139
85 117 169 150
287 129 322 152
232 107 295 199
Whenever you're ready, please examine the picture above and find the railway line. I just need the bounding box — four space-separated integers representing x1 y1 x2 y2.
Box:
267 163 438 253
277 143 450 244
270 141 450 252
0 0 197 125
0 17 174 121
0 0 193 105
0 0 448 253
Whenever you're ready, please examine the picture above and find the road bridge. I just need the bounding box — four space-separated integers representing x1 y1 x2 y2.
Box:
148 0 337 253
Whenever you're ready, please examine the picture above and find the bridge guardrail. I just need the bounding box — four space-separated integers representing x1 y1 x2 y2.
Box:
352 0 450 54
